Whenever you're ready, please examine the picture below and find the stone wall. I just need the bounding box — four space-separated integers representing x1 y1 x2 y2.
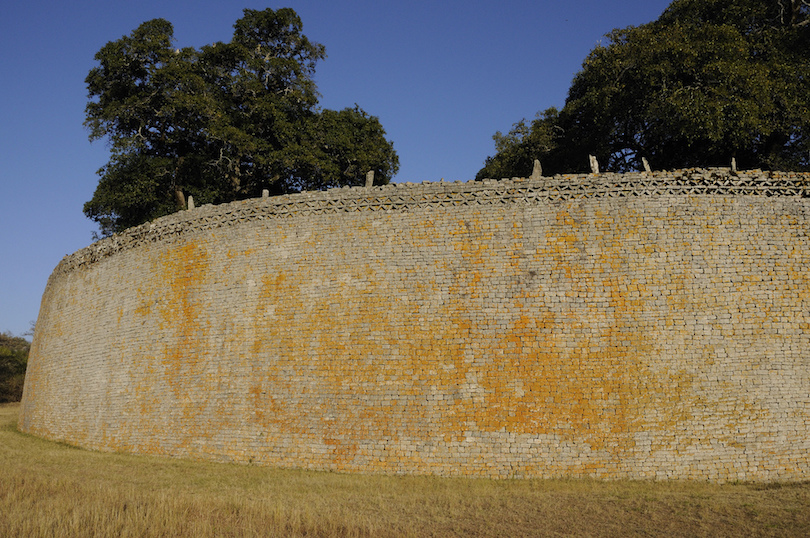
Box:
19 168 810 481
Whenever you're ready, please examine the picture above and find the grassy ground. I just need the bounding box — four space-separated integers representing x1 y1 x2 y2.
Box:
1 402 808 537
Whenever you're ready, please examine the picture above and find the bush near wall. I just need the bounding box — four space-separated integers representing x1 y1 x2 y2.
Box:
0 333 29 403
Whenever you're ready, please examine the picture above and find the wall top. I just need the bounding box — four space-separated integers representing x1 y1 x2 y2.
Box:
56 168 809 276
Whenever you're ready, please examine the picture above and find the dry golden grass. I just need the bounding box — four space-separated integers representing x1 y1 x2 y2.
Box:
1 402 808 537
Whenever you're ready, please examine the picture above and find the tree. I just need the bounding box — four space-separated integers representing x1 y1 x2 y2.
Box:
475 108 561 180
0 332 29 403
84 8 399 236
478 0 810 177
292 106 402 191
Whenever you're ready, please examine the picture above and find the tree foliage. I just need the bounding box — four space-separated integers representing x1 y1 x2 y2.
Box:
84 8 399 236
476 108 562 179
478 0 810 178
0 332 29 403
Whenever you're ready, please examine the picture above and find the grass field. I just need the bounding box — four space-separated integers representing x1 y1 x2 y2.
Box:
1 403 808 537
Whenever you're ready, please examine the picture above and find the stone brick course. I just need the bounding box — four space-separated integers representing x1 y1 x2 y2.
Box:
19 168 810 481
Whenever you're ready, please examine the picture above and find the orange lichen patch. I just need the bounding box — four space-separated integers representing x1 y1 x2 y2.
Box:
148 240 214 430
460 205 694 459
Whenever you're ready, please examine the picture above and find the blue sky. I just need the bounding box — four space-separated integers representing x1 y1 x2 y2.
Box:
0 0 673 337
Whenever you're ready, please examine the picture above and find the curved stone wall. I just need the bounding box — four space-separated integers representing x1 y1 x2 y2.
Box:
19 169 810 481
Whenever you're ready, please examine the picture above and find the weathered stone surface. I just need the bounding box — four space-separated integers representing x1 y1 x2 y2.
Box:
19 168 810 481
589 155 599 174
531 159 542 179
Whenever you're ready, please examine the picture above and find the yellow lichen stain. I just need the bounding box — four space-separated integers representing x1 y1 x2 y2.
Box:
237 221 481 470
453 204 698 461
151 240 212 430
134 285 152 317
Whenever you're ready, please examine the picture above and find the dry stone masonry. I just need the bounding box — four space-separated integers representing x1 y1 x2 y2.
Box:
19 168 810 481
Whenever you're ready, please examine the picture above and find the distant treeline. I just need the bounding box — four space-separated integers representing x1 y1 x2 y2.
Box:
0 333 29 403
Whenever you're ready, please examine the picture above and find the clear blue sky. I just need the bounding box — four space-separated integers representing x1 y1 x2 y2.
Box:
0 0 673 337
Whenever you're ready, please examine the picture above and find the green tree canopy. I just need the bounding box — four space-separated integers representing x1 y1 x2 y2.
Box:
84 8 399 236
476 108 564 180
478 0 810 179
0 332 29 403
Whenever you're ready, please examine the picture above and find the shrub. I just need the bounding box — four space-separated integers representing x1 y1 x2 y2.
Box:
0 332 29 403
